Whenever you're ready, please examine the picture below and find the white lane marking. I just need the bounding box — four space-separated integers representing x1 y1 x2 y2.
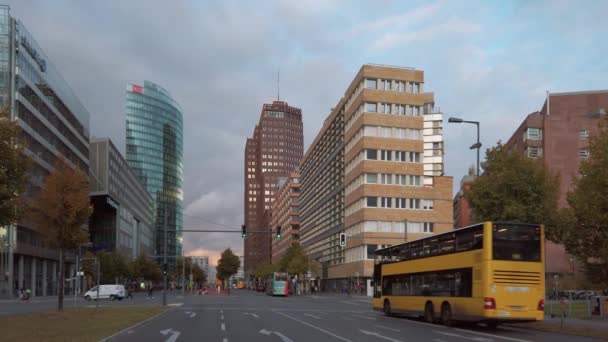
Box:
221 314 224 320
221 323 226 331
160 329 181 342
454 328 533 342
360 329 403 342
274 311 353 342
259 329 294 342
168 303 183 307
433 339 448 342
353 314 376 320
340 300 360 306
434 330 493 342
189 312 196 318
244 312 260 318
220 309 224 313
223 339 228 342
304 313 321 319
127 330 134 334
376 325 400 332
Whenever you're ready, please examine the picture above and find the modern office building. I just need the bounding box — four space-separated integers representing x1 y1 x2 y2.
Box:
300 64 453 292
0 5 91 298
453 168 476 228
271 172 301 264
505 90 608 274
89 138 155 258
125 81 184 264
244 100 303 275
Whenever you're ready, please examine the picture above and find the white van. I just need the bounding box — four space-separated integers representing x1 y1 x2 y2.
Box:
84 284 126 301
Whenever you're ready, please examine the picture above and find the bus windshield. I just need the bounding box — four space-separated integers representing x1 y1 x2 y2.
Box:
492 224 541 262
275 273 288 281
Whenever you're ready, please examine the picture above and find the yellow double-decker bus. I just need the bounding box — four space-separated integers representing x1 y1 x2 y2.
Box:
372 222 545 327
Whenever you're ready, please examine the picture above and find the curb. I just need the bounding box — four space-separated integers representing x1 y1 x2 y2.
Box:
97 306 175 342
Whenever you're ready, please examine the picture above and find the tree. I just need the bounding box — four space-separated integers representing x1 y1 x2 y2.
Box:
0 109 30 227
129 254 161 283
30 159 92 311
216 248 240 281
253 263 276 279
561 116 608 286
97 251 130 283
191 263 207 285
464 142 561 239
279 244 310 275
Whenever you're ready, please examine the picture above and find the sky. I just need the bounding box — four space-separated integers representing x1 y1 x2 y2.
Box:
6 0 607 267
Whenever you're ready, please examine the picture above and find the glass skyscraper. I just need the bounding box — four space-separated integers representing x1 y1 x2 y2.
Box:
125 81 183 261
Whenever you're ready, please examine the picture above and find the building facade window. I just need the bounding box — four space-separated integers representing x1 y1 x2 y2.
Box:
580 130 589 139
527 146 542 158
579 149 589 158
526 127 542 140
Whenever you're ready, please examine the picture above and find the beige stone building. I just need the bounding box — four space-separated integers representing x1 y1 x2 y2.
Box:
300 64 453 292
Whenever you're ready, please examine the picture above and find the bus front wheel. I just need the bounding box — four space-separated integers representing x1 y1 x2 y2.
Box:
424 302 435 323
441 303 452 327
383 300 392 316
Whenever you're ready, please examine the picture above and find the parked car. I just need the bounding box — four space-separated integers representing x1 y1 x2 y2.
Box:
84 284 126 301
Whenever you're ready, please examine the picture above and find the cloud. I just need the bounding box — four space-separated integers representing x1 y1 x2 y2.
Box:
352 1 443 35
370 16 482 50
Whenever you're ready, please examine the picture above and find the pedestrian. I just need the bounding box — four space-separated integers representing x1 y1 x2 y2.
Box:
127 285 133 299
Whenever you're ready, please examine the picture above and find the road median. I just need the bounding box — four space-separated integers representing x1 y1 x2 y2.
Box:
0 306 167 342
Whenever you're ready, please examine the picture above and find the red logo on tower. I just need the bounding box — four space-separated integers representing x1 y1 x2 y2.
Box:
132 84 143 94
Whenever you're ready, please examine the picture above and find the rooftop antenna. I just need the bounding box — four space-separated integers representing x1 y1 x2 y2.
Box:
277 69 280 101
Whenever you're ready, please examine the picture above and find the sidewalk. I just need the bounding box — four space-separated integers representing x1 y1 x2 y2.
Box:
508 316 608 340
0 295 59 303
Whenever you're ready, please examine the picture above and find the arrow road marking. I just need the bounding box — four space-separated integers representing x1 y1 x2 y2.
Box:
304 313 321 319
360 329 403 342
221 323 226 331
259 329 294 342
189 312 196 318
244 312 259 318
160 329 181 342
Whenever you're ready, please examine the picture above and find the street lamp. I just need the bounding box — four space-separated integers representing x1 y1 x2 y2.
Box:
448 117 481 176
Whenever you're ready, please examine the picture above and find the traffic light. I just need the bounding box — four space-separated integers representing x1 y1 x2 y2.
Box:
241 224 247 238
276 225 282 239
339 232 346 247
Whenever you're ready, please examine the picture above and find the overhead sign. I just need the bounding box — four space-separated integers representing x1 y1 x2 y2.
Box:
132 84 143 94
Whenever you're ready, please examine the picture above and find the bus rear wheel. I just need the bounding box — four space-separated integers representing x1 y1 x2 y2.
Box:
424 302 435 323
441 303 452 327
383 300 392 316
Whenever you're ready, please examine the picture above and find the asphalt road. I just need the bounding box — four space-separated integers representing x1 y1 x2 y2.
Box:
0 291 184 316
105 290 604 342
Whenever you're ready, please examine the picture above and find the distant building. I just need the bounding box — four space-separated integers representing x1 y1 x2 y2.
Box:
271 172 301 264
191 256 209 277
453 167 476 228
236 256 244 280
299 64 453 292
125 81 184 265
243 101 303 276
505 90 608 274
89 138 155 258
0 6 91 298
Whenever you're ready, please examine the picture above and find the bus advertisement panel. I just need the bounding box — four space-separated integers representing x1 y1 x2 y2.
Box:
267 272 289 296
372 222 545 328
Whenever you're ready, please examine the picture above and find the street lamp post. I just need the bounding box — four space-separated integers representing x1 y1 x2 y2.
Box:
448 117 481 176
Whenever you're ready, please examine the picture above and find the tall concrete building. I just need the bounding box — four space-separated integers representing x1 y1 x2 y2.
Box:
0 6 91 298
300 64 453 292
271 172 301 264
125 81 184 264
505 90 608 274
244 101 303 275
89 138 155 258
